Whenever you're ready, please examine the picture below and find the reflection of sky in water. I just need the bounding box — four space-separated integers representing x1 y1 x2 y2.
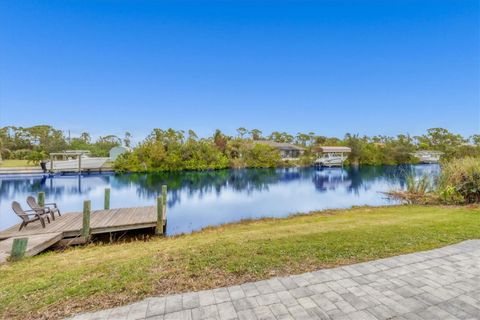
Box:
0 164 440 235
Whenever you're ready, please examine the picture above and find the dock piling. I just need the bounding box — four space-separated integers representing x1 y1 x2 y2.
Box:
82 200 91 239
37 192 45 207
162 185 167 219
10 238 28 261
104 188 111 210
156 196 164 235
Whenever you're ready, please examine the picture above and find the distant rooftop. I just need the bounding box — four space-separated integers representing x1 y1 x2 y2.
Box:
317 146 351 153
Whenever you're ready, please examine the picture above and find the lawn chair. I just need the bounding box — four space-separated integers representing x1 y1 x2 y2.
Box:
12 201 50 231
26 196 61 221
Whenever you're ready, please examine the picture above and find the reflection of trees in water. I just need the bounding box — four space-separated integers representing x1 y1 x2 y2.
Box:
312 165 440 194
0 176 48 204
0 174 112 201
112 169 290 206
345 165 422 194
0 165 440 207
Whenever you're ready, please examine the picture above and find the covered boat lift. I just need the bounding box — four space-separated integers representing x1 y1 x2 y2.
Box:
315 146 351 167
412 150 443 164
45 150 110 174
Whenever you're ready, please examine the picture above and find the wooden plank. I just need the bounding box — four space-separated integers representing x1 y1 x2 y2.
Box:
91 223 156 234
99 209 121 228
53 236 88 248
0 233 63 263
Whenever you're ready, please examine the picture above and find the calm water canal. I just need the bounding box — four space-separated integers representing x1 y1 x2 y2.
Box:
0 165 439 235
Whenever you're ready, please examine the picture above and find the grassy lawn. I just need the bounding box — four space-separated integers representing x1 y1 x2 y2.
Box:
0 205 479 319
0 159 36 167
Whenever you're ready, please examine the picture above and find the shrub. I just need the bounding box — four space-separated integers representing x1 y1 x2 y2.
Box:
387 174 437 205
12 149 33 160
438 157 480 203
243 144 281 168
389 157 480 205
26 150 47 165
438 185 464 204
406 175 431 194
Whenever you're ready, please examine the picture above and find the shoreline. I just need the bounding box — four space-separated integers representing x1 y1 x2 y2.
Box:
0 162 435 176
0 166 115 175
0 166 44 175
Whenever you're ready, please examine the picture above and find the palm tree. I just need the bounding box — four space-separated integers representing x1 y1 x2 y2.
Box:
296 133 310 146
124 132 132 148
250 129 262 141
308 132 316 146
236 127 248 139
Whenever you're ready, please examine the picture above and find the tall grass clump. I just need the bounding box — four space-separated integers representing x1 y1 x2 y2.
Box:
438 157 480 204
387 157 480 205
387 174 437 204
406 174 431 194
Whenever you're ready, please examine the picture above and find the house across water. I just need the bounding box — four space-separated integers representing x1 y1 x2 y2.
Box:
255 141 306 160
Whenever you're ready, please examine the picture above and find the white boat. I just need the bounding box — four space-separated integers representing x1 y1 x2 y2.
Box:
412 151 443 164
45 151 110 172
315 146 351 167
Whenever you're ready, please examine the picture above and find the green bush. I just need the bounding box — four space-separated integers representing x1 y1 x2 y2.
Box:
438 185 464 204
387 157 480 205
114 137 230 172
12 149 33 160
243 144 281 168
26 150 47 165
438 157 480 203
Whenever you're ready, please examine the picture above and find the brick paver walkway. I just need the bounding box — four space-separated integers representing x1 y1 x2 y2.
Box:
69 240 480 320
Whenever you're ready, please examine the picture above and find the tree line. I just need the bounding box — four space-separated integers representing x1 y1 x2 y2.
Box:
115 127 479 172
1 125 478 170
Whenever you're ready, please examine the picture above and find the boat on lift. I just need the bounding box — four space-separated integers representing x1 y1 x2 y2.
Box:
44 150 110 173
412 150 443 164
314 146 351 167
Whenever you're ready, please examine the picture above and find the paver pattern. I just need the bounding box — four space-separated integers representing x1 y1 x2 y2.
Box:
68 240 480 320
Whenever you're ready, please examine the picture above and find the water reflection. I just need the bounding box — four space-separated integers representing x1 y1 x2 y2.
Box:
0 164 440 235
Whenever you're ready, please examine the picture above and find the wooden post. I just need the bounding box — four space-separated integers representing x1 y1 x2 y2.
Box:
10 238 28 261
78 154 82 174
37 192 45 207
104 188 110 210
156 196 164 235
162 185 167 219
50 155 53 172
82 200 91 239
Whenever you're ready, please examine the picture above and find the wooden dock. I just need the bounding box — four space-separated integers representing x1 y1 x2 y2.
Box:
0 206 166 262
0 233 63 263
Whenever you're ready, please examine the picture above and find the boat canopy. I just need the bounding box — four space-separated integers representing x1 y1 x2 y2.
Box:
318 146 351 153
413 150 444 156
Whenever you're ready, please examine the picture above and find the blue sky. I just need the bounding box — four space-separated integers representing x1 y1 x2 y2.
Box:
0 0 478 141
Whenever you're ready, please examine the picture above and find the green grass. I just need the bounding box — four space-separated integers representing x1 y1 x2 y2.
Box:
0 205 479 319
0 160 36 167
